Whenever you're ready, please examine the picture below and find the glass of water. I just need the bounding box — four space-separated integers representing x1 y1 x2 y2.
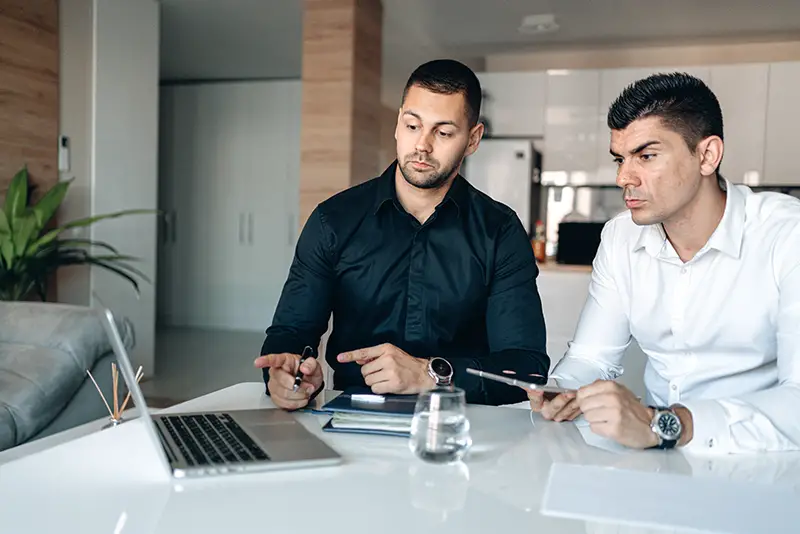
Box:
409 387 472 463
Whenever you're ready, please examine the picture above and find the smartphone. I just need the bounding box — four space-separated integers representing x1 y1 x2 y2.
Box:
465 368 575 400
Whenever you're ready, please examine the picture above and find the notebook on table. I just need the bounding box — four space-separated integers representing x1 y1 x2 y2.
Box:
320 388 418 438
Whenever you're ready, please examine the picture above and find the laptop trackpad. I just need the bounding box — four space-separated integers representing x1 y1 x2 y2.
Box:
229 409 298 427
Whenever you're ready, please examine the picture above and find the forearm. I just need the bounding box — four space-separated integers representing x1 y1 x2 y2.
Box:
449 348 549 405
550 347 627 389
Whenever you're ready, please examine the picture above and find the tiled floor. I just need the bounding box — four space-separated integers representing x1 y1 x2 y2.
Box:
140 327 267 406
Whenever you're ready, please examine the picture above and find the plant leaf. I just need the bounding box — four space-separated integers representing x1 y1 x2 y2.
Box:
24 228 63 256
60 209 159 231
30 179 70 231
1 240 15 269
56 238 120 254
0 210 9 235
4 167 28 224
12 214 37 256
85 257 142 296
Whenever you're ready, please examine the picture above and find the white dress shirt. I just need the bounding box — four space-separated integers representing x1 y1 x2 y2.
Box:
552 180 800 455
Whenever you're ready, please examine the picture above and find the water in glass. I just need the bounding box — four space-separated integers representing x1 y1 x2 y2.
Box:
410 387 472 463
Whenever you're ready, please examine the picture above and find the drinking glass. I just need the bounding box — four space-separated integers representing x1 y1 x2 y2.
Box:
409 387 472 463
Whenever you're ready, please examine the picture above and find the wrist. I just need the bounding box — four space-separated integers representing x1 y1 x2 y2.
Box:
419 358 436 390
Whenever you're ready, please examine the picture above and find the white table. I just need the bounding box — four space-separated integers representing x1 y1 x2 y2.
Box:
1 382 798 534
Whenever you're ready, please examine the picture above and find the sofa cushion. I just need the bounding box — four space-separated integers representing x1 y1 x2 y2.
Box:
0 302 135 450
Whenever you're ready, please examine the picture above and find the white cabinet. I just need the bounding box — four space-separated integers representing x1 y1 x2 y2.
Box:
158 80 301 332
709 64 769 185
478 72 546 137
764 61 800 185
542 69 600 184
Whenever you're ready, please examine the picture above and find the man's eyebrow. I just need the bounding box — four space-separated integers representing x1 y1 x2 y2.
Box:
403 110 459 128
610 140 661 158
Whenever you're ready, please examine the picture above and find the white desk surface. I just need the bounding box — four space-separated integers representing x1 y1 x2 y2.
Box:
1 382 799 534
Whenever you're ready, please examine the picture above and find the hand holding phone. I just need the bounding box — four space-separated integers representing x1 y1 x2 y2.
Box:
465 368 580 420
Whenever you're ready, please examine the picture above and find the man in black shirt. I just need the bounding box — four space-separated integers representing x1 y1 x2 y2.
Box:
255 59 548 408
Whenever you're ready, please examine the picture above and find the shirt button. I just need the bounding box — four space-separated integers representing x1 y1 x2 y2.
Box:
671 384 678 391
708 438 715 448
680 267 687 275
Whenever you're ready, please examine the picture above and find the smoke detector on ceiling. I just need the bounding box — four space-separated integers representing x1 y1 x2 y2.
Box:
518 14 559 35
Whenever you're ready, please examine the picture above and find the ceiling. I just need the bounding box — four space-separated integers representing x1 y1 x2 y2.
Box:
160 0 800 104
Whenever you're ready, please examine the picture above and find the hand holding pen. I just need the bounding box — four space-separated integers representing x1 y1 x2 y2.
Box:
254 345 324 411
293 346 314 392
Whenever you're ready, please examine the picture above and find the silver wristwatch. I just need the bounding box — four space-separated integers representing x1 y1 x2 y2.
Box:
649 406 682 449
427 357 453 386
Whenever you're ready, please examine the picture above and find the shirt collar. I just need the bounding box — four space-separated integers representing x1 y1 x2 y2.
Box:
705 179 746 259
373 159 468 217
633 178 746 259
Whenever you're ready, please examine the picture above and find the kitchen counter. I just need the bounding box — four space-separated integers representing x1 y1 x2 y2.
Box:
537 260 593 273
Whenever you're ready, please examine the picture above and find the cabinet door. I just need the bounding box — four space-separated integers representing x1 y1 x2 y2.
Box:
709 64 768 185
157 85 204 327
542 69 600 184
478 72 546 137
227 81 302 332
764 62 800 185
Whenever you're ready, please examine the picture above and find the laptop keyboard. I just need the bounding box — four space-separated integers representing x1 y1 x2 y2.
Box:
160 413 270 467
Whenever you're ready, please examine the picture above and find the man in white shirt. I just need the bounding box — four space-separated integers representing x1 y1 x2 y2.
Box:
530 72 800 454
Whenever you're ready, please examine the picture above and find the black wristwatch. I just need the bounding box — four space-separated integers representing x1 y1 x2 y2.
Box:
427 357 453 386
648 406 682 449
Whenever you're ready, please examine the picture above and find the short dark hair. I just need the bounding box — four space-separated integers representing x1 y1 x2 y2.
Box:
402 59 482 127
607 72 724 151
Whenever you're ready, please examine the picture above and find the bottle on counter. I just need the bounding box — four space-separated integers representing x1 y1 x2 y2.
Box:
532 220 547 263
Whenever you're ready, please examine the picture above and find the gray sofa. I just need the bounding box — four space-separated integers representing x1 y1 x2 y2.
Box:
0 302 135 451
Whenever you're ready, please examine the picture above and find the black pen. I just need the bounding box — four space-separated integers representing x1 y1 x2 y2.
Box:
293 346 314 392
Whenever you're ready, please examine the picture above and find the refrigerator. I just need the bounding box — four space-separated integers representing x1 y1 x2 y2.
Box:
462 139 542 236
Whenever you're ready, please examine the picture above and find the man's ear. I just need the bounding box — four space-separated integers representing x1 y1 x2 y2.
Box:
698 135 724 177
464 122 485 157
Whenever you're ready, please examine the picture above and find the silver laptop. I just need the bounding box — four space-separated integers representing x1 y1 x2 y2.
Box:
97 306 342 479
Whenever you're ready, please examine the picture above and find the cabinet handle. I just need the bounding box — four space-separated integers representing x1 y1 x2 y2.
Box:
171 211 177 243
161 212 170 244
239 213 245 244
248 212 254 245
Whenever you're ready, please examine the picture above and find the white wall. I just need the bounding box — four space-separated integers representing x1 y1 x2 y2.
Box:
57 0 94 306
91 0 160 375
58 0 160 375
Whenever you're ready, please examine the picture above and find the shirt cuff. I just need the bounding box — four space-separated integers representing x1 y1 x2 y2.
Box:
677 399 732 455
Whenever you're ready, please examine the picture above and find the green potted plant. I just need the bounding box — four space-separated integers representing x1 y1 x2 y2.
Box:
0 166 157 301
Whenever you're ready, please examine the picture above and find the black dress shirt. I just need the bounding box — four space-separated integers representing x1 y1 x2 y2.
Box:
261 161 549 405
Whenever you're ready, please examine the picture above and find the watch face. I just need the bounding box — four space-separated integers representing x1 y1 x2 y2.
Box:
658 412 681 439
431 358 452 377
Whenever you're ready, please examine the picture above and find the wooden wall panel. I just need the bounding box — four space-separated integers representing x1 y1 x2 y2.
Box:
0 0 59 200
299 0 382 226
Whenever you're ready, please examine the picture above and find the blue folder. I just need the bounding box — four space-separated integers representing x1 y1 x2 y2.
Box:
319 387 418 437
319 387 418 416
